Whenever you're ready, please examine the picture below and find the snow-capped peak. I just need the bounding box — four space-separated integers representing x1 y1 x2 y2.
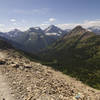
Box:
27 27 43 34
44 25 64 33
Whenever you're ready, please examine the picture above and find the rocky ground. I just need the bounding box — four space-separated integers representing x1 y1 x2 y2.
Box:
0 49 100 100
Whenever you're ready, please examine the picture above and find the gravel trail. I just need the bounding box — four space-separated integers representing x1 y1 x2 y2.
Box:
0 51 16 100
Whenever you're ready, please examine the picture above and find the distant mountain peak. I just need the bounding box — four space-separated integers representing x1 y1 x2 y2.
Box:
9 29 21 33
69 25 87 35
45 25 59 30
27 27 43 33
88 26 100 35
88 26 100 29
73 25 85 30
63 25 95 40
44 25 64 35
49 25 57 28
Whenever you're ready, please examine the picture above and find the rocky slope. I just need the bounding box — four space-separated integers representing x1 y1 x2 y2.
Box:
0 40 100 100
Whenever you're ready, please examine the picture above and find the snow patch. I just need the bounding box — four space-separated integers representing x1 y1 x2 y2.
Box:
34 27 40 30
45 33 60 36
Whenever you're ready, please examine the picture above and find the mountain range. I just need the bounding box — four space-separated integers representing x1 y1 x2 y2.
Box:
0 25 100 90
0 25 100 54
0 25 68 53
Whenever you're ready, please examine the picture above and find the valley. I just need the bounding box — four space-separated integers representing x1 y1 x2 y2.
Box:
0 44 100 100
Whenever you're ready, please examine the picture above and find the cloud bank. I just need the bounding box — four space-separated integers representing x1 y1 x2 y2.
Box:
0 19 100 32
57 20 100 29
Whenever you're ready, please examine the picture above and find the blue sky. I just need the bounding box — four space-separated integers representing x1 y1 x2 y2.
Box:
0 0 100 31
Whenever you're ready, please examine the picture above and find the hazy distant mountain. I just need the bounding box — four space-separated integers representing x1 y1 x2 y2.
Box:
0 25 68 53
88 26 100 35
21 27 48 53
0 32 6 37
5 29 24 42
7 29 23 37
27 27 44 34
0 36 13 49
8 27 47 53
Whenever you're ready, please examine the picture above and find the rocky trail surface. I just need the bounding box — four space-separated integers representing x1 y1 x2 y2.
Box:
0 71 15 100
0 49 100 100
0 50 16 100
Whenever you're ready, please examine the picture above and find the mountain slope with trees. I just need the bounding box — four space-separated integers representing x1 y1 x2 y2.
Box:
38 26 100 89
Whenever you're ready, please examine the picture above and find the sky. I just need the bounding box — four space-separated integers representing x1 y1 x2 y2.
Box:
0 0 100 31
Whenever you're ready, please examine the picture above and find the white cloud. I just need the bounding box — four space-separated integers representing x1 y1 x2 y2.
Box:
49 18 56 22
0 24 28 32
10 19 16 22
0 24 5 27
82 20 100 27
40 24 49 29
1 19 100 32
40 18 56 28
57 19 100 29
57 24 80 29
0 24 6 32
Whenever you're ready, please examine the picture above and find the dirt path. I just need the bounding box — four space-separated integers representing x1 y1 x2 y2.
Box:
0 51 16 100
0 72 15 100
